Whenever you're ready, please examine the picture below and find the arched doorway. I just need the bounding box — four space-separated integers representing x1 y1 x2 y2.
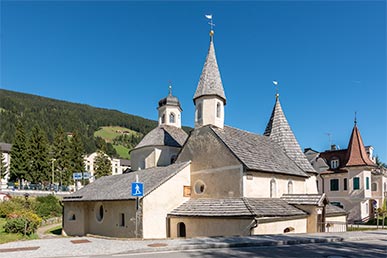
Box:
177 222 186 237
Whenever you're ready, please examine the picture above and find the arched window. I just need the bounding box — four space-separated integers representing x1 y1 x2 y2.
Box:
177 222 186 237
161 114 165 124
288 181 293 194
169 113 175 123
216 102 221 118
270 179 276 198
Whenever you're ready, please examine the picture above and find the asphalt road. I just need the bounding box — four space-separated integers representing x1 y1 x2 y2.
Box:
96 239 387 258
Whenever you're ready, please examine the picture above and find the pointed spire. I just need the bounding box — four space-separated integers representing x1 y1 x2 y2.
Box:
264 96 316 173
193 30 226 104
345 121 375 167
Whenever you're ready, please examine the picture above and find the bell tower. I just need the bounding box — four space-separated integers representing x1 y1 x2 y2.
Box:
193 29 226 129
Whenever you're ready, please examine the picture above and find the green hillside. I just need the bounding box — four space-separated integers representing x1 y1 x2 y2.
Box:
94 126 143 159
0 89 191 159
0 89 192 158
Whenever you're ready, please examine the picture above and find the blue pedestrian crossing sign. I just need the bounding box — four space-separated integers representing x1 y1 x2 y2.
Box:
131 182 144 197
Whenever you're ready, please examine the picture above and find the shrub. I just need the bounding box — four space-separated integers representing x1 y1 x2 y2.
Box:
34 195 62 219
0 197 33 218
4 211 42 235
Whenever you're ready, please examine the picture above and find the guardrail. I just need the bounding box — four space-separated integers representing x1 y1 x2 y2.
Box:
318 221 347 232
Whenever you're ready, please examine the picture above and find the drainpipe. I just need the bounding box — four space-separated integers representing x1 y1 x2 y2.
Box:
319 174 325 194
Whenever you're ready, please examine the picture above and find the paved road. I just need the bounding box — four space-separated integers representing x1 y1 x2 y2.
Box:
97 239 387 258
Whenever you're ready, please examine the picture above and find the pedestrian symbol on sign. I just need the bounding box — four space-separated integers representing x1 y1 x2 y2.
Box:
131 182 144 197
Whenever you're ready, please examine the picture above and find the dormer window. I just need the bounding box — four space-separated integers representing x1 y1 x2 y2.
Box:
330 158 339 169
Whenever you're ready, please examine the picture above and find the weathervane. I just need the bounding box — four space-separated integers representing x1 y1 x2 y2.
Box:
205 14 215 37
273 80 279 98
354 111 357 124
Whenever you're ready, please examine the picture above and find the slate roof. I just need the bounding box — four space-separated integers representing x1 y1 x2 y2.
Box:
345 124 375 167
210 126 309 177
325 204 347 216
134 125 188 149
264 97 316 174
169 198 307 218
193 34 226 104
281 194 327 206
0 142 12 152
168 198 253 217
245 198 307 217
62 161 190 202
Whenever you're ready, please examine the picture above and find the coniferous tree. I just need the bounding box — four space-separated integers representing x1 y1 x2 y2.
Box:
9 121 29 187
0 148 8 180
27 125 50 185
94 150 112 179
67 131 85 184
52 125 69 187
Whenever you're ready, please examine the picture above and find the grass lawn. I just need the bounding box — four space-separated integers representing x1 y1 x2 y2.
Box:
94 126 139 142
113 145 130 159
0 218 38 244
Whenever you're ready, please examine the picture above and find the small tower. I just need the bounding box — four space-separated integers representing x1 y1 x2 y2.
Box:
193 29 226 129
158 85 182 128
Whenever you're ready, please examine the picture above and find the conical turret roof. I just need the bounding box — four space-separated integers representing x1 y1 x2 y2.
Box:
193 32 226 104
345 123 375 167
264 95 316 173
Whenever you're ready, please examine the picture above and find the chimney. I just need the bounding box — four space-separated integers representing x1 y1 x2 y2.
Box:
331 144 337 151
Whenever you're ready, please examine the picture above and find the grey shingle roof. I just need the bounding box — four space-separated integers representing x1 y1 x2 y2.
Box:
169 198 253 217
264 97 316 174
193 38 226 104
169 198 307 217
326 204 347 216
245 198 307 217
281 194 326 206
210 126 309 177
63 161 190 202
134 125 188 149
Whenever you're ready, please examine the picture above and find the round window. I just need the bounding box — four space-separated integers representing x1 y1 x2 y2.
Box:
194 180 206 194
96 203 104 222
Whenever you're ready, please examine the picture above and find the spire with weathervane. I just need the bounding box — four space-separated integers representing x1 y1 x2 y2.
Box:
264 81 316 174
193 14 226 129
345 115 375 167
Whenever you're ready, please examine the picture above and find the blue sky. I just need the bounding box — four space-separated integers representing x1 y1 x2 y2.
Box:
1 1 386 162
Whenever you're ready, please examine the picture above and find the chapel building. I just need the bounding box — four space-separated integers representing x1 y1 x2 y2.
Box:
62 28 346 238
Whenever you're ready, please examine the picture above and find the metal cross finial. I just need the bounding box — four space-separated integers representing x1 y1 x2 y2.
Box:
168 81 172 96
209 19 215 30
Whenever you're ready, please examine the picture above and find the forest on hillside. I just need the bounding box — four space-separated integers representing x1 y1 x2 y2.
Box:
0 89 190 156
